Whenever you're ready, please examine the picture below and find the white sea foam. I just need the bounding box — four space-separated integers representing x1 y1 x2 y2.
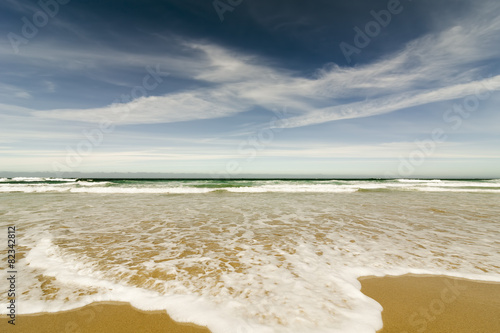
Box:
0 185 73 192
227 184 358 193
396 178 443 183
0 181 109 192
1 190 499 333
11 177 47 182
0 179 499 193
18 239 262 333
0 177 77 183
75 181 111 186
415 187 500 193
9 238 385 333
69 186 213 193
47 178 78 182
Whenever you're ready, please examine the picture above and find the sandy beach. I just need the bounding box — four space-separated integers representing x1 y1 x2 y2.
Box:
1 275 500 332
1 187 499 332
0 302 211 333
3 0 500 327
360 274 500 333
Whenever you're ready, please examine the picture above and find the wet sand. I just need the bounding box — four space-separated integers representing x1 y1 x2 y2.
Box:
2 275 500 332
0 302 211 333
360 274 500 333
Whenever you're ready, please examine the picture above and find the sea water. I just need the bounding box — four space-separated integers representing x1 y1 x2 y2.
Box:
1 178 499 332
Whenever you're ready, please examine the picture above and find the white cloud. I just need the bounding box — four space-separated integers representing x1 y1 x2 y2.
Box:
0 84 32 100
14 91 32 99
43 80 56 93
281 75 500 128
5 1 500 129
33 88 254 125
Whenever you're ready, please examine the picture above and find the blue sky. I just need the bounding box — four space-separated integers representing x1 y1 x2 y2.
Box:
1 0 500 177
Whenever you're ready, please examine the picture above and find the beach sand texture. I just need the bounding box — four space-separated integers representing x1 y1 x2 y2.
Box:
360 275 500 333
2 275 500 332
1 179 500 332
0 302 210 333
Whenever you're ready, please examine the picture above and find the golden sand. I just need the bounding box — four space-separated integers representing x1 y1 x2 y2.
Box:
2 275 500 332
360 274 500 333
0 302 211 333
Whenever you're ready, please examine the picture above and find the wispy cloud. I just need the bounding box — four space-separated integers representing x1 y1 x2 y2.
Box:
15 1 499 130
0 83 32 100
43 80 56 93
282 76 500 128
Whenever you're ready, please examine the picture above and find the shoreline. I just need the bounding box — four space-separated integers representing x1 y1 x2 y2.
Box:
360 274 500 333
2 274 500 332
0 301 211 333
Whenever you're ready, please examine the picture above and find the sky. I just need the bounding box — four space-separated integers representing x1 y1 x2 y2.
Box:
1 0 500 178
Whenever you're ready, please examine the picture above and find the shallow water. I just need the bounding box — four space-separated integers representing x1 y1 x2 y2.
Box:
1 178 499 332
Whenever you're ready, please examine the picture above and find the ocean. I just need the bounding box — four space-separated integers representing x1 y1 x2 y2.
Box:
1 178 499 332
